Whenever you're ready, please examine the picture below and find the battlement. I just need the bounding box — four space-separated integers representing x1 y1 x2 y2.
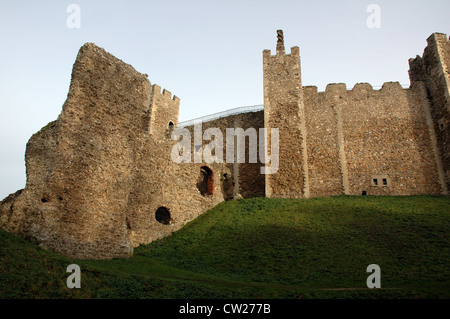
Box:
380 81 404 92
262 46 300 59
305 82 406 97
325 83 347 95
303 86 318 95
152 84 180 103
263 30 300 59
149 84 180 138
351 83 373 93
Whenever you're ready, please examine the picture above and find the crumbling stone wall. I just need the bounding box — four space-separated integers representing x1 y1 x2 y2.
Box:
1 31 449 260
4 43 153 259
0 43 225 259
409 33 450 192
181 110 265 200
123 134 225 248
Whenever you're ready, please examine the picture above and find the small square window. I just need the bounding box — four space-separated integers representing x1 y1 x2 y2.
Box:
371 175 389 187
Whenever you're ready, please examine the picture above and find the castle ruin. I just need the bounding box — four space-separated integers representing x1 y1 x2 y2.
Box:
1 31 449 259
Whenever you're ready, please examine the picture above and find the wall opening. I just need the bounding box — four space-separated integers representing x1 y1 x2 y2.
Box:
222 172 234 200
362 191 367 196
155 207 172 225
168 121 174 129
372 175 390 187
197 166 214 196
438 118 445 131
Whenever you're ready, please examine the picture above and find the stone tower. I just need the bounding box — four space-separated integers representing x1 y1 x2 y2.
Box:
148 85 180 139
409 33 450 193
263 30 309 198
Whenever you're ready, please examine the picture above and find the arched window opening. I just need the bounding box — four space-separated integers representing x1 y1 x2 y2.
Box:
168 121 174 129
197 166 214 196
155 207 173 225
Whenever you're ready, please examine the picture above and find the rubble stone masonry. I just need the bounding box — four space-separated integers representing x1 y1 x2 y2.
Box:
0 31 448 259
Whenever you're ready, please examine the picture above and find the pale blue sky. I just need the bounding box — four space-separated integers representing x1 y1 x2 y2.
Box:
0 0 449 199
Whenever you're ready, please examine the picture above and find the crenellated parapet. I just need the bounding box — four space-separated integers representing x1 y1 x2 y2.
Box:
148 84 180 139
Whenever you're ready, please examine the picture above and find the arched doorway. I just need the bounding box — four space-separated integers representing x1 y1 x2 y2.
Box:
197 166 214 196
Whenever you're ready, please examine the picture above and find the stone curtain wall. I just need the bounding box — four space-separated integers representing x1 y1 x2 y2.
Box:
128 110 266 250
0 39 265 259
335 83 439 196
182 110 265 200
263 31 448 198
0 43 225 259
122 135 225 249
303 85 345 197
233 112 265 198
1 32 449 260
300 82 444 197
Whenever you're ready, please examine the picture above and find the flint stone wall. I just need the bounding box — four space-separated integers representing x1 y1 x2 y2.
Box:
1 32 449 260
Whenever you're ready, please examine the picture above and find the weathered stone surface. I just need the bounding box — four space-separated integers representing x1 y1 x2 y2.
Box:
409 33 450 192
0 43 223 259
1 31 449 259
263 40 307 198
263 31 449 198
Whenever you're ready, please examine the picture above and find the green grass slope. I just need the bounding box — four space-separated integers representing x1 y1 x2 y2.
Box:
1 195 449 299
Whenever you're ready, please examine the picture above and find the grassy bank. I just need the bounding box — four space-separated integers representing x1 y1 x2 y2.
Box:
1 195 449 298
